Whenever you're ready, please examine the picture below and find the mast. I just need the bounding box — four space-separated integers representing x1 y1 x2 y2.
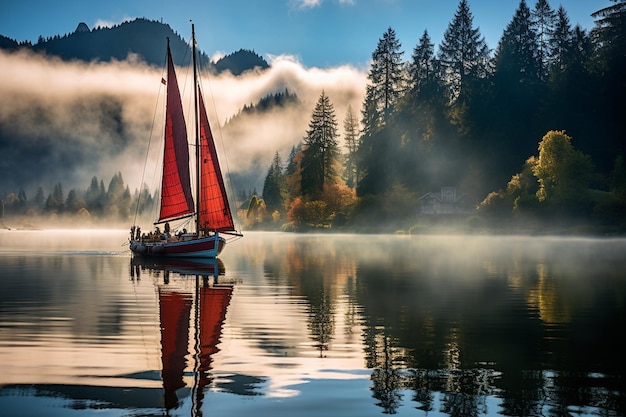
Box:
192 23 201 235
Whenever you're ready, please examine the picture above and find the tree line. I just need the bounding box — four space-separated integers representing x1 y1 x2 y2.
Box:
0 173 154 228
3 0 625 233
247 0 626 233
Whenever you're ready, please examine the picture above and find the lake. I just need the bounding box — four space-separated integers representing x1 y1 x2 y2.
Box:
0 229 625 417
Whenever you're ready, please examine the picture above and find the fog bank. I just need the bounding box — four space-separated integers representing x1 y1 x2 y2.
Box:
0 49 367 196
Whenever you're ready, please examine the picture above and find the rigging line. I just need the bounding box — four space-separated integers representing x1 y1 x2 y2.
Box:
132 55 168 226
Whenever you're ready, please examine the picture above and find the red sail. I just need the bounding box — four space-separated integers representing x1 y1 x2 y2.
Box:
198 286 233 388
198 90 235 232
159 289 192 410
159 45 195 222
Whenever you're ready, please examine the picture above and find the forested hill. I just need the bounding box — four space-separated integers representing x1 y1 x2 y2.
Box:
0 18 269 74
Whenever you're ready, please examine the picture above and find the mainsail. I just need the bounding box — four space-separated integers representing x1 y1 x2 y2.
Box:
159 44 195 223
198 90 236 232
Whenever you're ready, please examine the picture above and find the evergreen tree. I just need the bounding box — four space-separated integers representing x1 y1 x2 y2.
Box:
65 189 86 213
357 28 405 197
32 186 45 212
490 0 544 181
285 144 303 201
405 30 449 143
262 151 286 213
409 30 436 93
119 185 132 219
532 0 557 80
301 91 340 199
592 0 626 67
494 0 541 83
85 176 105 215
16 189 27 213
342 106 360 188
548 6 574 75
437 0 490 103
107 172 126 202
591 0 626 161
45 183 64 213
545 12 594 148
361 27 405 135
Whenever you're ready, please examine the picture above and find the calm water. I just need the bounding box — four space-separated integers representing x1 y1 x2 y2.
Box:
0 229 625 417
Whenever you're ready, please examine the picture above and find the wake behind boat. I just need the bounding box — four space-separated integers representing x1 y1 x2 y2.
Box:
130 24 242 258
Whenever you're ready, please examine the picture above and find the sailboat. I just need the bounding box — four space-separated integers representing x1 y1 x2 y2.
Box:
130 25 242 258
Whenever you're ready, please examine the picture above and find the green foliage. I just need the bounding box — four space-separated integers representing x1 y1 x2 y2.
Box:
532 130 593 205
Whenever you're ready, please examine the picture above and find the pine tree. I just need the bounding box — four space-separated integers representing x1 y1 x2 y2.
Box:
45 183 64 213
262 151 286 213
361 27 405 136
409 30 436 93
532 0 557 80
494 0 540 84
32 187 45 212
342 106 360 188
65 189 86 213
301 91 339 199
548 6 574 75
438 0 490 103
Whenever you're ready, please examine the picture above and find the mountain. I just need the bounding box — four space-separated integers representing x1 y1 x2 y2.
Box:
0 17 278 198
214 49 269 75
0 18 269 74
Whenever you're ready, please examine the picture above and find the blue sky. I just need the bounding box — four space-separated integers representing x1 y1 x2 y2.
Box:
0 0 612 68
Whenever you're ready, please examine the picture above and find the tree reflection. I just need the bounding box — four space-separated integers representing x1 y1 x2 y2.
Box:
272 234 626 416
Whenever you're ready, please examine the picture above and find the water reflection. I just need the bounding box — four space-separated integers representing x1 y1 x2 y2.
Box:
232 233 626 415
0 231 625 416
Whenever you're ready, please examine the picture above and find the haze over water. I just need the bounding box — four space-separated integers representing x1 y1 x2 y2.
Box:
0 229 625 416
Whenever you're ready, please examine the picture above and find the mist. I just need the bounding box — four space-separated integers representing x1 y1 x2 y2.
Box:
0 49 367 196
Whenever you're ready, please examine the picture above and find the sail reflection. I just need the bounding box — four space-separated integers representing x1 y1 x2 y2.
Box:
131 257 235 413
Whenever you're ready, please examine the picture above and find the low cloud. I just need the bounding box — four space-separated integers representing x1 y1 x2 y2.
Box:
0 49 367 196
